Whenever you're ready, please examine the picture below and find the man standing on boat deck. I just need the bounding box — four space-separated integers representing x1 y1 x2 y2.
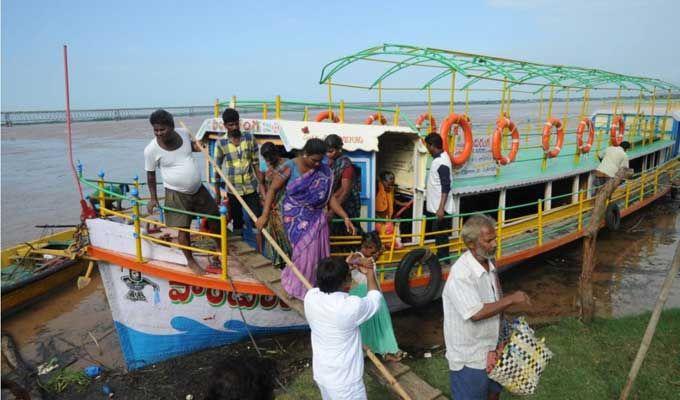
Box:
144 109 221 275
213 108 264 250
305 257 382 400
424 133 455 263
594 141 630 193
443 214 531 400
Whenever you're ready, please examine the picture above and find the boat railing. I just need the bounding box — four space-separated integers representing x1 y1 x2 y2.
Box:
329 157 680 281
79 157 679 284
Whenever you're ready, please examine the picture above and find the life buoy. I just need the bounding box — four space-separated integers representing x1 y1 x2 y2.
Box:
314 110 340 123
394 248 442 307
610 115 625 146
492 117 520 165
415 113 437 133
364 113 387 125
576 118 595 153
541 117 565 158
440 113 473 166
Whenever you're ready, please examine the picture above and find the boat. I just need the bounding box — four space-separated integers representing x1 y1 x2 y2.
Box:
1 228 90 315
77 44 679 370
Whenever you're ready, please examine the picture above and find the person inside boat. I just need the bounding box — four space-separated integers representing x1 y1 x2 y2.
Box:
375 170 413 244
443 214 531 400
88 183 130 215
213 108 264 251
346 231 405 362
424 133 455 263
259 142 292 269
594 140 631 193
144 109 221 275
324 134 363 237
304 257 382 400
255 139 355 300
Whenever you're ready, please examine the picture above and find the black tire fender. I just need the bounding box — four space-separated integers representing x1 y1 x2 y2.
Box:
605 203 621 231
394 248 443 307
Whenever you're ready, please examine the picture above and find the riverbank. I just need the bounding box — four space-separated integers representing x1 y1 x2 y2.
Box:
15 309 677 399
283 309 680 400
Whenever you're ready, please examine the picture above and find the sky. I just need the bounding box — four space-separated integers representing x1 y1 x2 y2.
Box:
2 0 679 111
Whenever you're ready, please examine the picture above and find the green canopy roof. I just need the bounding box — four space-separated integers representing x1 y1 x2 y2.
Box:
319 44 679 93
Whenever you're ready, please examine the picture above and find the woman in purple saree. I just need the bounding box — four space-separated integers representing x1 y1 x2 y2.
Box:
256 139 355 299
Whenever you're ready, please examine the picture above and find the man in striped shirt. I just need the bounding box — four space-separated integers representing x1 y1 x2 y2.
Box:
442 214 531 400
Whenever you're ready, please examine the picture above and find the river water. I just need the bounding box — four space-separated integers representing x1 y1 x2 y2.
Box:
2 102 678 371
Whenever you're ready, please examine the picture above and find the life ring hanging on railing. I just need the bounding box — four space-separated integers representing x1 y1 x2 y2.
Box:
415 112 437 133
492 117 520 165
440 113 474 166
314 110 340 123
541 117 565 158
364 113 387 125
576 118 595 153
610 115 625 146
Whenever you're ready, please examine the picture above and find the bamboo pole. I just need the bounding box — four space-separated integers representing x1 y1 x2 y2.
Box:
179 121 413 400
619 241 680 400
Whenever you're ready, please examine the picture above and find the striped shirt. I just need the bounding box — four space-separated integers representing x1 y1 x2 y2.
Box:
442 250 501 371
214 133 259 196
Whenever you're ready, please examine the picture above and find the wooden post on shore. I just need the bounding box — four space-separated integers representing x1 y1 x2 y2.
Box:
619 237 680 400
579 167 633 323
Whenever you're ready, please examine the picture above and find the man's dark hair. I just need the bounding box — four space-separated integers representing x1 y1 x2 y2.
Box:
302 138 328 156
324 134 344 150
424 133 443 149
621 141 631 150
206 356 277 400
260 142 279 162
379 170 395 182
149 109 174 127
222 108 240 124
316 257 349 294
360 230 382 250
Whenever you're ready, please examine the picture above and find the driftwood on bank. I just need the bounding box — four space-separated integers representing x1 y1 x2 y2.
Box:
1 332 43 400
579 167 633 323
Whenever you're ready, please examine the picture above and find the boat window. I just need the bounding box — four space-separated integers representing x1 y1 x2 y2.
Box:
505 182 544 220
459 191 499 222
629 156 643 174
551 177 573 208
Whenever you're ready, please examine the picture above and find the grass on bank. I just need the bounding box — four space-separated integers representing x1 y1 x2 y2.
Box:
280 309 680 399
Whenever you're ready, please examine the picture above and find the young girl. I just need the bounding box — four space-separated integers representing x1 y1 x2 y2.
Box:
346 231 404 362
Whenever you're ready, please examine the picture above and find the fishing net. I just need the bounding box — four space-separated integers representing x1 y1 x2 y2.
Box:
488 317 553 395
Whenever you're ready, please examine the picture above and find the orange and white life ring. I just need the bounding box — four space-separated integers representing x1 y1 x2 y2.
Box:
440 113 473 166
315 110 340 123
541 117 565 158
364 113 387 125
610 115 625 146
415 113 437 133
492 117 520 165
576 118 595 153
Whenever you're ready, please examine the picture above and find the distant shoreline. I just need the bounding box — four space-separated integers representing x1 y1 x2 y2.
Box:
2 95 674 126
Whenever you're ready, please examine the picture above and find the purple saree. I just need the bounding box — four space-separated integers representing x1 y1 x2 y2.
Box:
280 161 334 299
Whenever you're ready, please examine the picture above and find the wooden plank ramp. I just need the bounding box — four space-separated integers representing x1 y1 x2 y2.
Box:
230 238 446 400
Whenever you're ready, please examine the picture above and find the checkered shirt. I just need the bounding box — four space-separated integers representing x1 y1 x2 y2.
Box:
214 133 259 196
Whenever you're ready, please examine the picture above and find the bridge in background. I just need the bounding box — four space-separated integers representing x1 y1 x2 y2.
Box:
1 106 214 126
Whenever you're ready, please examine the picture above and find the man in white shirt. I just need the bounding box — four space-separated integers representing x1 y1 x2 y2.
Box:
424 133 455 262
443 214 531 400
304 257 382 400
144 109 220 275
594 141 630 193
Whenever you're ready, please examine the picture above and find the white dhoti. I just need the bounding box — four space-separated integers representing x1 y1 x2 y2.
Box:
317 380 367 400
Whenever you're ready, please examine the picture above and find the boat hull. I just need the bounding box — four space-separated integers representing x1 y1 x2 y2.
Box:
98 262 307 370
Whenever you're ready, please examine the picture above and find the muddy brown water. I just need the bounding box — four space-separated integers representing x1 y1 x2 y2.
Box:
1 103 678 397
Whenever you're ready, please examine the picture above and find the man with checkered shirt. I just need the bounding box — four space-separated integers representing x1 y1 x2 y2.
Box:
442 214 531 400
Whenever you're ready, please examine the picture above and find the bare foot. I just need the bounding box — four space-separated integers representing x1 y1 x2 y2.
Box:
210 256 221 266
187 260 205 275
383 351 405 363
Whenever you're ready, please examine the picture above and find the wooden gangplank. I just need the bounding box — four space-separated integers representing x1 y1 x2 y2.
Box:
231 238 446 400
